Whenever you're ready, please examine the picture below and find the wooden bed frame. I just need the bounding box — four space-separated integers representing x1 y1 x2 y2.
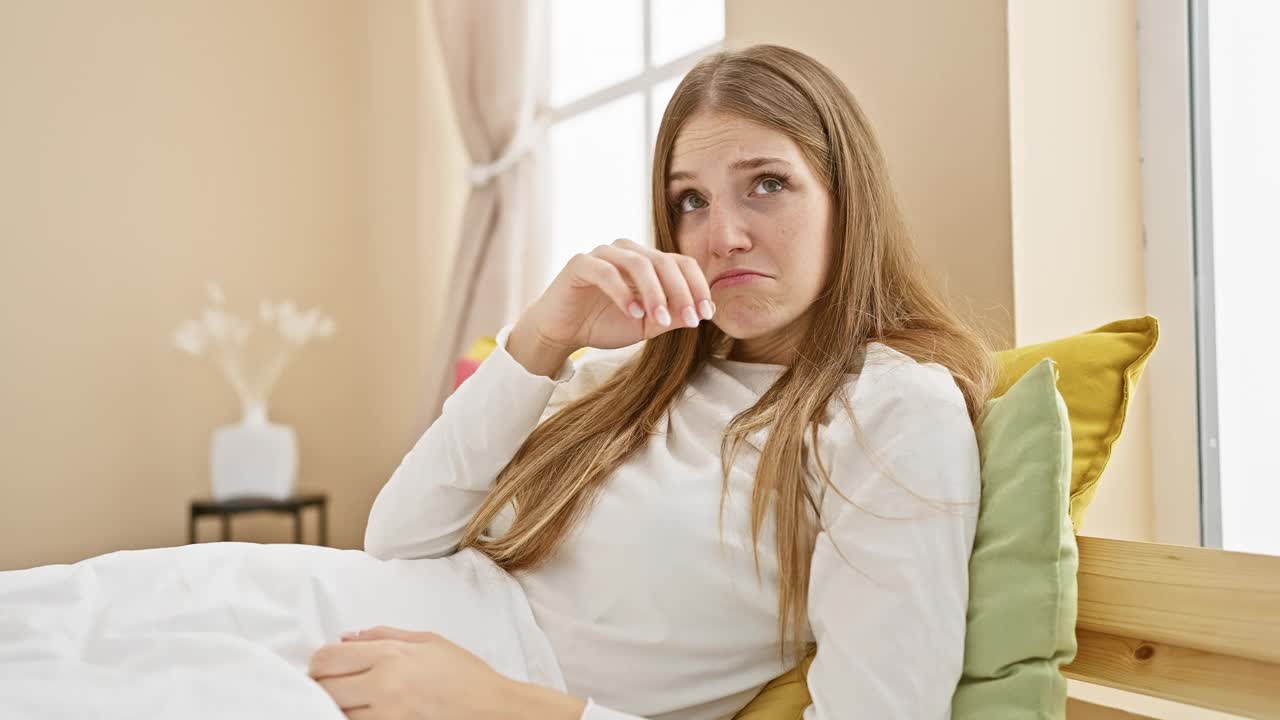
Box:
1063 536 1280 719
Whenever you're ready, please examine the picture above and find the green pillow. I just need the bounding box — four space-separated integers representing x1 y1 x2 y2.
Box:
952 358 1079 718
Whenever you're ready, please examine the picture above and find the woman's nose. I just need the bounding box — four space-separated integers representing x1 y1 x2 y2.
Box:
707 202 751 257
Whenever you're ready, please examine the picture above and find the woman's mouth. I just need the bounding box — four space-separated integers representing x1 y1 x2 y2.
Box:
711 270 768 289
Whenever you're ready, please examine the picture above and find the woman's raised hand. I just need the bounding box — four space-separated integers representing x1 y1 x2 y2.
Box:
507 239 715 377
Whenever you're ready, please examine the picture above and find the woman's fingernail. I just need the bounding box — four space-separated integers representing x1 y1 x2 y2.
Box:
682 307 699 327
654 306 672 327
628 302 645 319
698 300 714 319
340 631 359 641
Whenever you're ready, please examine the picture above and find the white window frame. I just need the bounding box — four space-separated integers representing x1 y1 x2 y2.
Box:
545 0 723 240
1136 0 1222 548
1186 0 1223 549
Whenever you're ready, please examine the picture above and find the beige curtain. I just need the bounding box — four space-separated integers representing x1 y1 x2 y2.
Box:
426 0 550 420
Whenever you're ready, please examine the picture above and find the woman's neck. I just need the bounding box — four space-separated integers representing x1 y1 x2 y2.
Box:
727 319 808 366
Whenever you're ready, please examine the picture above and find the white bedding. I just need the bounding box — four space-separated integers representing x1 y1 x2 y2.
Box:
0 542 566 719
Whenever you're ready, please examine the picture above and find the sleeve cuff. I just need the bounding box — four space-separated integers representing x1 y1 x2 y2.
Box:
493 323 577 384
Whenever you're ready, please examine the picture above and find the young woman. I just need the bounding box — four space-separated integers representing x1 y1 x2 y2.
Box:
311 44 994 720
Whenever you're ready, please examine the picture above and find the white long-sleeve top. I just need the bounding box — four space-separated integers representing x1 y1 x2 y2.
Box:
365 325 980 720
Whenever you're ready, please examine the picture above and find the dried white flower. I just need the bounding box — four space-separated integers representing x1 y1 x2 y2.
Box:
202 308 230 341
173 320 207 355
174 285 336 413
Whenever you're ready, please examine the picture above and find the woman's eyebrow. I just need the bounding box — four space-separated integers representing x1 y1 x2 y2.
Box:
667 156 792 185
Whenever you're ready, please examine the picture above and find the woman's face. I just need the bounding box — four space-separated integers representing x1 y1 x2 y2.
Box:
667 111 834 362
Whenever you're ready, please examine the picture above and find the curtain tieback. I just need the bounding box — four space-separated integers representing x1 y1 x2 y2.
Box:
466 115 549 187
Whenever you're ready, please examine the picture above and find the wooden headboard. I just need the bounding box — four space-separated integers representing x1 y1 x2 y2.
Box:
1064 536 1280 718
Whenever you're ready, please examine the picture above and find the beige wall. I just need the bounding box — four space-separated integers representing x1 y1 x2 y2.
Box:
1008 0 1154 544
726 0 1017 347
0 0 464 570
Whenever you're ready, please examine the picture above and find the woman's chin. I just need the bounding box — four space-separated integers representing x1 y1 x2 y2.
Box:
710 301 789 341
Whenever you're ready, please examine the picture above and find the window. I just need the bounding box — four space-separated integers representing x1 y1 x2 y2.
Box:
544 0 724 289
1191 1 1280 555
1143 1 1280 556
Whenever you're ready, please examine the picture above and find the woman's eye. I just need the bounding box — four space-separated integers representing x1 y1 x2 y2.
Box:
754 176 785 194
678 194 708 213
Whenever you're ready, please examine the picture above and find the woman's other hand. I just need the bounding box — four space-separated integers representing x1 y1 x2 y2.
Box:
309 626 584 720
508 239 714 376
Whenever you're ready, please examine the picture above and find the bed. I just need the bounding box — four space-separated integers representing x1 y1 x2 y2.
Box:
1064 536 1280 719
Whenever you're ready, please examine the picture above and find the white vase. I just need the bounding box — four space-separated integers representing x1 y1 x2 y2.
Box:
210 403 298 501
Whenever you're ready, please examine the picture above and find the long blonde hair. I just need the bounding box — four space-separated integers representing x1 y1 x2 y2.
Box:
459 44 995 666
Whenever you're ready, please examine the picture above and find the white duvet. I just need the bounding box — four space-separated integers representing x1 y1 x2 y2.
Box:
0 542 567 719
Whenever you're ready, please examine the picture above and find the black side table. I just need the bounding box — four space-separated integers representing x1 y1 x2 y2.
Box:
189 493 328 546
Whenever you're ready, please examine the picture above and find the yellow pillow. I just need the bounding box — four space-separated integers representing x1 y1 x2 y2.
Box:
731 315 1159 720
993 316 1158 531
731 654 815 720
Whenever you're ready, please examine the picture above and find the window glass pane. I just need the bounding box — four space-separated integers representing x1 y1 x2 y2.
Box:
650 0 724 66
550 0 644 107
548 93 647 287
1205 1 1280 556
